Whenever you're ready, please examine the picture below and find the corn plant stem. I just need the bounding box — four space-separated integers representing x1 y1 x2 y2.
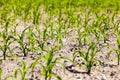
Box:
3 51 6 60
117 51 120 65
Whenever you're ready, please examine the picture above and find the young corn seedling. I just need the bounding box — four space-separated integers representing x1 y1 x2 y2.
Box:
55 25 63 49
91 19 102 42
76 14 85 46
73 41 102 74
77 27 86 47
77 25 90 47
35 22 48 51
115 29 120 65
14 59 29 80
99 14 110 43
13 27 29 57
4 59 29 80
91 26 101 42
91 13 104 42
49 22 54 39
54 11 64 48
0 22 14 60
31 46 72 80
27 27 36 52
79 11 91 45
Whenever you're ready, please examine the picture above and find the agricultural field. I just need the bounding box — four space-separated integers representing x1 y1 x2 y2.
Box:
0 0 120 80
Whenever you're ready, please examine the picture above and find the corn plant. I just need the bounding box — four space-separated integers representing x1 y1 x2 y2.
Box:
77 11 91 46
73 41 102 74
54 11 64 48
76 14 84 46
91 13 103 42
12 27 30 57
4 60 29 80
35 22 48 51
31 46 72 80
91 26 101 42
48 22 54 39
98 14 111 43
55 25 63 49
115 29 120 65
77 27 85 47
14 60 29 80
0 22 14 60
27 27 36 52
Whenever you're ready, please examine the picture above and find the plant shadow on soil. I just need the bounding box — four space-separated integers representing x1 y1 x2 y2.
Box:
65 65 89 74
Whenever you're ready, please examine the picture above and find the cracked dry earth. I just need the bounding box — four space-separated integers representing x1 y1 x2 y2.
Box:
0 23 120 80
